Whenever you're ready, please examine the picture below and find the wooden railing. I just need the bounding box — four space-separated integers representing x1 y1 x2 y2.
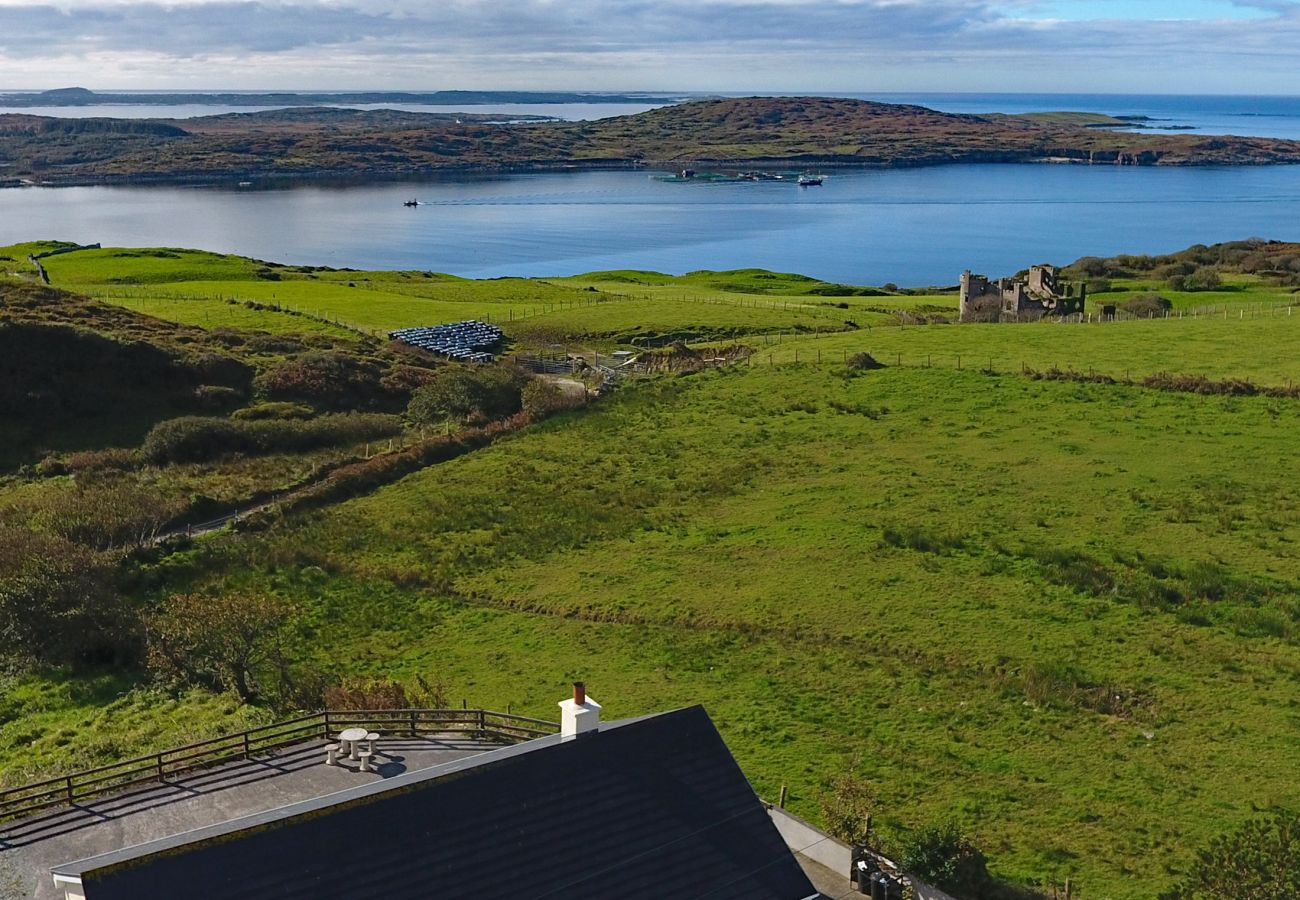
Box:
0 707 557 825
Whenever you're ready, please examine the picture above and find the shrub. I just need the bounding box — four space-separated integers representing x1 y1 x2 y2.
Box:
898 822 992 895
0 527 137 668
819 769 877 845
142 416 242 464
1120 293 1173 318
28 480 185 550
407 365 526 424
232 402 316 421
142 413 401 464
324 674 449 711
1161 810 1300 900
66 447 138 474
521 378 585 417
254 351 388 409
193 384 244 410
1170 266 1221 292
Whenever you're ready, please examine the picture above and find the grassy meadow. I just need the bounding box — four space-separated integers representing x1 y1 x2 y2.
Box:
4 240 1300 897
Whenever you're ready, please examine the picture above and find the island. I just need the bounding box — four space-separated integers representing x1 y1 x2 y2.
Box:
3 95 1299 186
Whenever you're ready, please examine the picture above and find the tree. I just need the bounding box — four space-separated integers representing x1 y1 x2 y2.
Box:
147 591 295 702
1161 811 1300 900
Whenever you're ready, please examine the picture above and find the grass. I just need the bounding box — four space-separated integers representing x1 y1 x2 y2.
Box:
0 670 275 787
38 249 901 346
753 312 1300 385
101 294 361 339
10 241 1300 895
129 364 1300 896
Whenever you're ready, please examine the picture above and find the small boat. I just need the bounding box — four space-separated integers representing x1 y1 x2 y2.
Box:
237 181 252 187
797 175 824 186
404 199 420 207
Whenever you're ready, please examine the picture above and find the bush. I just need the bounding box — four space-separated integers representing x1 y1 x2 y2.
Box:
324 674 449 711
1169 266 1222 292
1161 810 1300 899
1120 293 1173 318
521 378 585 417
142 416 242 464
819 769 877 845
232 402 315 421
898 822 992 895
407 365 526 424
66 447 138 474
142 413 402 464
254 351 388 409
26 480 185 550
193 384 244 410
0 527 137 668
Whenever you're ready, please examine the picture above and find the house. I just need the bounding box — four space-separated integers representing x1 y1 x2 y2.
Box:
40 687 821 900
960 265 1087 322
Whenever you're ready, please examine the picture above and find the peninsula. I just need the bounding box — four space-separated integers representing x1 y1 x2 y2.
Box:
3 96 1300 186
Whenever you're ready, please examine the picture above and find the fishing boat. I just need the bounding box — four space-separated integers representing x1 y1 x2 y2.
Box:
797 175 824 186
404 199 420 207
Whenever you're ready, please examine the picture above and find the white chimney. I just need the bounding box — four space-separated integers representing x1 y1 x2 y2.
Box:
558 681 601 738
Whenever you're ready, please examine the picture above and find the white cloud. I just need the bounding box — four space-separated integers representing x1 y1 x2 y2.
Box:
0 0 1297 91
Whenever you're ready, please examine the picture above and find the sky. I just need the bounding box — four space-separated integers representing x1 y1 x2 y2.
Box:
2 0 1300 93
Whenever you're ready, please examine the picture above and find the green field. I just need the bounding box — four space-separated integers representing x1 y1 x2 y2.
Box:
758 312 1300 384
5 240 1300 897
135 364 1300 896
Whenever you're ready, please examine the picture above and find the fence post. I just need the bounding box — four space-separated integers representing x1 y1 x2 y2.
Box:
410 709 418 736
156 754 165 783
66 775 74 805
243 732 252 759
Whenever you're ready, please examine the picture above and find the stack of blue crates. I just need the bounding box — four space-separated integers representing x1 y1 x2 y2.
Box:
388 320 504 363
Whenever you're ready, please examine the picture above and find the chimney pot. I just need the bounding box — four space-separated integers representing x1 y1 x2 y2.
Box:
559 683 600 738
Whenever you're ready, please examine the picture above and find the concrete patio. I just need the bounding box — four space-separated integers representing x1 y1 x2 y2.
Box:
1 733 498 900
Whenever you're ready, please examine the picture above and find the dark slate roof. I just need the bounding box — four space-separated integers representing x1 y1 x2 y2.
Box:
55 705 818 900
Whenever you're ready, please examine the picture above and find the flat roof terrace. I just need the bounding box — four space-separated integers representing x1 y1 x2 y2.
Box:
0 709 551 900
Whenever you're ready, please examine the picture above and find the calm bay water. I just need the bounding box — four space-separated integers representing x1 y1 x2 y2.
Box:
4 164 1299 285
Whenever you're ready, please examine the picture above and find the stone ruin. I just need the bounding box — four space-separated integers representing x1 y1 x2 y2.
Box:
959 265 1086 322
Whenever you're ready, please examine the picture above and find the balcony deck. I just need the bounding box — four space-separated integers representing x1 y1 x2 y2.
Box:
0 733 497 900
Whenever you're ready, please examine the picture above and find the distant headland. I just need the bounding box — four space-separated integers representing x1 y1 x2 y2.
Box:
0 87 688 107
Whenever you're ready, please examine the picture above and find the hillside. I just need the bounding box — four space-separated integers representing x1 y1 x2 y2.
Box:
6 239 1300 897
4 96 1300 185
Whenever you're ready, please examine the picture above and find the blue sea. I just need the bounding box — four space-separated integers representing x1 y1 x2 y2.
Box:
844 93 1300 140
3 93 1299 284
